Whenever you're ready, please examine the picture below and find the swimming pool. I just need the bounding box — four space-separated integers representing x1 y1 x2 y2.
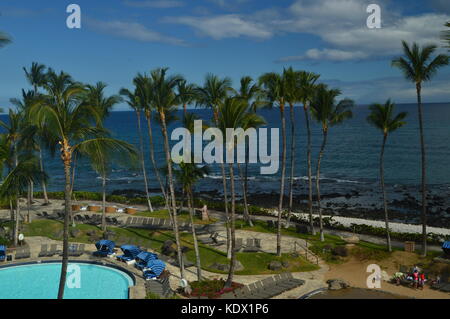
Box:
0 262 134 299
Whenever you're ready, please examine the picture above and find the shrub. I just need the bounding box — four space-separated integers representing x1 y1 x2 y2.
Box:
332 246 348 257
189 279 243 299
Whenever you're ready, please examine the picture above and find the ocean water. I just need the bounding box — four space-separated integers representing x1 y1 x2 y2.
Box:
2 102 450 199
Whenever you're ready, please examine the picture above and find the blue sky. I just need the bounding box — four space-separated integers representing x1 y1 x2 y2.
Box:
0 0 449 110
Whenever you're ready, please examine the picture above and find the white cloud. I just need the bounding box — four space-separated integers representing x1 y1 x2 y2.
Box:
163 14 273 39
279 48 369 62
123 0 184 8
86 19 187 46
161 0 449 61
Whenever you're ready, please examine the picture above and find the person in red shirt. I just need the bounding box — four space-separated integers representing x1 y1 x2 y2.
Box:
419 273 426 290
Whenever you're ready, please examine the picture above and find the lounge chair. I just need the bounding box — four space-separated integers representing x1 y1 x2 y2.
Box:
234 238 243 252
117 245 141 265
93 240 116 257
47 244 58 256
243 238 260 252
135 251 158 270
0 245 6 262
38 244 48 257
143 259 166 280
15 248 31 259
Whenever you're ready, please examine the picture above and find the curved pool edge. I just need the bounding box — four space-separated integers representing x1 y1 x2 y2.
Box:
0 259 137 299
300 287 414 299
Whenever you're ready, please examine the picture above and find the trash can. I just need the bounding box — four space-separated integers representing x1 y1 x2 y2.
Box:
404 241 415 252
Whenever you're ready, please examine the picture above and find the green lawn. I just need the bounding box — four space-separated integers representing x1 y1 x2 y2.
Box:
22 219 319 275
234 219 397 264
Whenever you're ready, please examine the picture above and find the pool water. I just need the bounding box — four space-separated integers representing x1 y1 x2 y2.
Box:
0 262 134 299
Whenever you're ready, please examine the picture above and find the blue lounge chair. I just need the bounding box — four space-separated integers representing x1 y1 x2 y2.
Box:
0 245 6 262
135 251 158 270
93 240 116 257
442 241 450 256
143 259 166 280
117 245 141 264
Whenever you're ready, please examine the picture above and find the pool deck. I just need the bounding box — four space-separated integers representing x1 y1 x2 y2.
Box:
1 235 329 299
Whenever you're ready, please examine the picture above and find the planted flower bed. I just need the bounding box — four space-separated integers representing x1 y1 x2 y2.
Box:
185 279 243 299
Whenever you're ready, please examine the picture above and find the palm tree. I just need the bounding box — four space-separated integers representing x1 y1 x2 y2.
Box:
283 67 300 228
173 159 209 281
0 31 11 48
28 69 129 299
235 76 264 227
367 100 407 251
392 41 449 256
442 22 450 50
298 71 320 235
217 97 264 287
23 63 49 203
259 72 287 257
177 80 197 118
149 67 185 279
133 74 168 208
119 87 154 212
80 137 137 231
311 85 354 242
196 73 234 258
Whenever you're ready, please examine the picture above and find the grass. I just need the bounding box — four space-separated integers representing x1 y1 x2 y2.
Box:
22 219 319 275
234 219 398 264
135 209 217 225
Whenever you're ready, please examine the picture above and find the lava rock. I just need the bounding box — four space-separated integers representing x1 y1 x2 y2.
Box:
210 260 244 272
268 261 283 271
161 240 176 256
327 279 350 290
70 228 81 238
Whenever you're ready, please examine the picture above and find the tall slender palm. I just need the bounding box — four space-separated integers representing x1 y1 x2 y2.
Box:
173 158 209 281
119 87 154 212
23 63 49 203
0 110 25 231
196 74 234 258
28 69 128 299
133 74 168 208
177 80 197 118
367 100 407 251
149 67 185 279
283 67 301 228
392 41 449 256
442 22 450 50
80 137 137 231
235 76 263 226
217 97 264 287
311 85 354 241
298 71 320 235
259 72 287 257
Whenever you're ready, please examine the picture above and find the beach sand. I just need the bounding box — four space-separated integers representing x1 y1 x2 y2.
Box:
323 251 450 299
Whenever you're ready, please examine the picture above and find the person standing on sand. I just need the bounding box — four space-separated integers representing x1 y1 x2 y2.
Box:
413 270 419 289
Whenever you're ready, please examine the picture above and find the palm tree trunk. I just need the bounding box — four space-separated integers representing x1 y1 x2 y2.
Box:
145 112 168 208
57 141 72 299
286 103 295 228
304 103 315 235
225 163 236 288
187 187 202 281
14 196 20 246
213 110 231 259
316 129 328 242
380 134 391 251
416 83 427 257
160 111 185 279
277 104 286 257
39 147 49 204
237 162 252 226
136 110 153 212
183 103 187 118
101 175 107 232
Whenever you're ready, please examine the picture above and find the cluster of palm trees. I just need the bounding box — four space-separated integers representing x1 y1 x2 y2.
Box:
0 63 137 299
